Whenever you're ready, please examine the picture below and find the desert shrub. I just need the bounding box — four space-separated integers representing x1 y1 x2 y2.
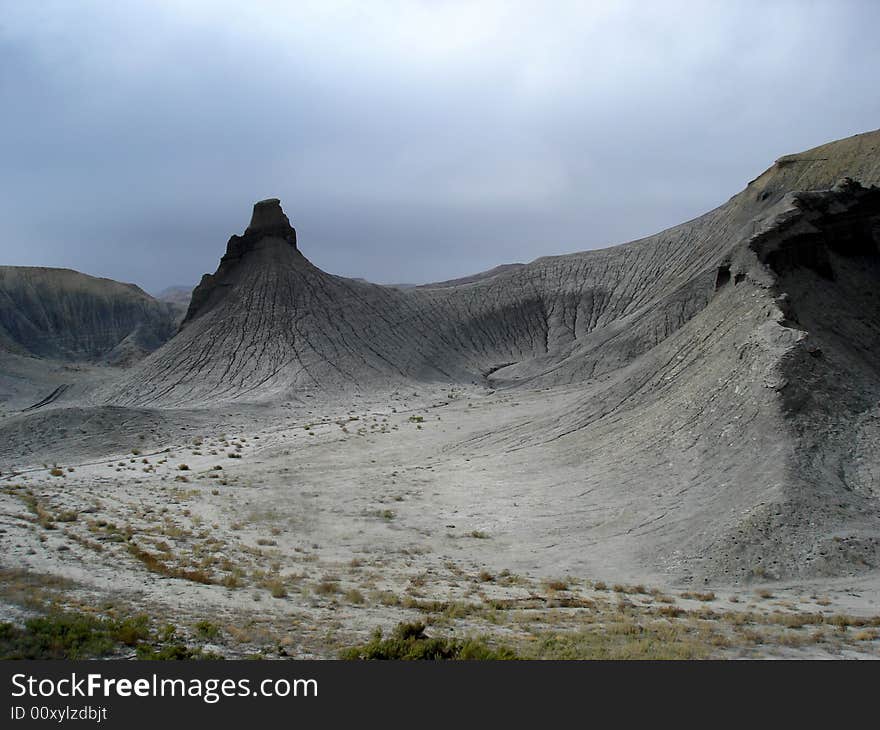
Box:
265 579 287 598
0 613 149 659
314 581 339 596
195 620 221 640
656 605 685 618
681 591 716 602
127 544 214 585
345 589 366 604
373 591 400 606
136 644 221 660
770 613 824 629
340 622 517 660
544 579 568 591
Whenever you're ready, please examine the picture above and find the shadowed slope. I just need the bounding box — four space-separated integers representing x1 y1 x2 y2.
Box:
0 267 178 365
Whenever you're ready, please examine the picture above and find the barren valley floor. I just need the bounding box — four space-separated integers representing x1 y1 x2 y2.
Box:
2 384 878 659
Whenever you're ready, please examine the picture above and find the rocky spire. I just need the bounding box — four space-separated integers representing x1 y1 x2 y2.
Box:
181 198 299 327
224 198 297 257
245 198 294 238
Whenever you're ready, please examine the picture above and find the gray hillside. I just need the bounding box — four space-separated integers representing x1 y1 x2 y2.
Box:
3 130 878 583
89 130 880 582
0 267 178 365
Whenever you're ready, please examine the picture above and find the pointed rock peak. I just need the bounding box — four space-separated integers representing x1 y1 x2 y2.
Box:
229 197 297 257
246 198 293 236
180 198 300 328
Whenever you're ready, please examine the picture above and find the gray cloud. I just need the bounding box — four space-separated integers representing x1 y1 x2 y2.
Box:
1 0 879 292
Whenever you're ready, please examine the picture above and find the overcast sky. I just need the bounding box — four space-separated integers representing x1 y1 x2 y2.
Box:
1 1 878 293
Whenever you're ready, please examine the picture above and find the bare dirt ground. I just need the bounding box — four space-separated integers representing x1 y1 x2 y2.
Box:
2 384 878 659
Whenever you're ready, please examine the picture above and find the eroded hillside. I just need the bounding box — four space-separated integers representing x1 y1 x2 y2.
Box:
0 267 178 365
1 130 879 588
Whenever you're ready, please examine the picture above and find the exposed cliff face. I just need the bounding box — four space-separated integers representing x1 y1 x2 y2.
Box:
0 267 178 365
696 180 880 581
674 180 880 581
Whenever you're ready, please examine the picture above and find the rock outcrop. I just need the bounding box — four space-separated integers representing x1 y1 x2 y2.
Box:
245 198 296 238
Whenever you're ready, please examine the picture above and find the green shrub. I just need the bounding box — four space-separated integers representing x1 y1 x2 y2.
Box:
0 612 150 659
340 622 517 660
265 580 287 598
136 644 221 660
345 589 366 604
195 620 221 640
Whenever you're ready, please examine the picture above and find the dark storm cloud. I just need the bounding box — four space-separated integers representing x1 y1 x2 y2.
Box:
1 0 879 292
